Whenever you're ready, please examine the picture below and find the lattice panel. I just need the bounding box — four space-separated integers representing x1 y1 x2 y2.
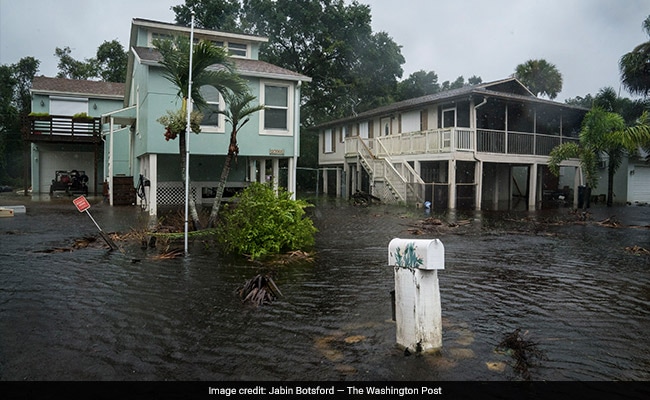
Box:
157 182 198 205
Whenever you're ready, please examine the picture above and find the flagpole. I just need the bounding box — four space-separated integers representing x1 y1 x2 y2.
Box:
184 11 195 256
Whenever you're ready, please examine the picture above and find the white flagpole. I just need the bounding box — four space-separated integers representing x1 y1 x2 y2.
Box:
184 11 195 256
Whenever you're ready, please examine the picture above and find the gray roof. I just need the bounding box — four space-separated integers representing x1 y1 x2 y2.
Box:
31 76 125 98
133 46 311 82
314 77 588 129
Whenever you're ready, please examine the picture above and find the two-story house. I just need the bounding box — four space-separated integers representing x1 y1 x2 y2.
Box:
26 77 125 197
26 18 310 217
316 78 593 211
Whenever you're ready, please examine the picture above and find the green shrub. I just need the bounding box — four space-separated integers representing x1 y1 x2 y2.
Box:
216 182 317 259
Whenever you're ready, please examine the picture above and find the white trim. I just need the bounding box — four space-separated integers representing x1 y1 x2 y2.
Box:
259 80 294 136
198 85 226 133
133 18 268 44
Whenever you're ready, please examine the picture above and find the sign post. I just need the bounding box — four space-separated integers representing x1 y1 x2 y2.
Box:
74 196 119 251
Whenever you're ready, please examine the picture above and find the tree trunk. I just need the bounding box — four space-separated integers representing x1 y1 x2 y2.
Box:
179 130 203 230
206 153 234 228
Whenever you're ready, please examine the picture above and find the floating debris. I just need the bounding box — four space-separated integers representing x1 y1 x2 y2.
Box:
237 274 282 306
151 248 185 259
496 328 547 380
598 216 621 228
625 245 650 256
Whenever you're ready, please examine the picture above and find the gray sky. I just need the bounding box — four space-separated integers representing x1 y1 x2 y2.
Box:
1 0 648 101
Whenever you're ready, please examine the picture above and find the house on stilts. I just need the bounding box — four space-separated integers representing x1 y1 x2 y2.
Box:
316 78 597 211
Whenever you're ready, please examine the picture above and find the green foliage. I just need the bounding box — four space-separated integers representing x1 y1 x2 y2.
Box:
157 108 203 140
619 15 650 97
54 40 127 82
514 59 563 99
216 182 317 259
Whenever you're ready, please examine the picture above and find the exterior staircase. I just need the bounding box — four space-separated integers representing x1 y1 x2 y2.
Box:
355 138 425 205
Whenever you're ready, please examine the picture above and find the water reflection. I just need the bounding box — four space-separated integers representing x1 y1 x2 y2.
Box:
0 195 649 381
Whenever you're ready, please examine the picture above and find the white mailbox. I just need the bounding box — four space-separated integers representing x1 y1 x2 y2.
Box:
388 238 444 270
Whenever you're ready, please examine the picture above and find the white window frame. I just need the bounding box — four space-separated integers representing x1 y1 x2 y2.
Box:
198 85 226 133
260 81 293 136
324 129 333 153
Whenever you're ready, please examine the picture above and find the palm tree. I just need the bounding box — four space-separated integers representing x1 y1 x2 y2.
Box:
206 91 265 228
154 36 247 230
549 107 650 207
619 15 650 98
514 59 563 99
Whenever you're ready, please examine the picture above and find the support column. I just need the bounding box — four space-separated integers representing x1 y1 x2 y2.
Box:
272 158 279 193
336 167 341 197
528 163 538 210
259 159 266 183
322 168 328 195
448 159 456 210
288 157 296 199
249 158 257 184
475 160 482 210
147 154 157 217
344 161 350 200
573 166 581 209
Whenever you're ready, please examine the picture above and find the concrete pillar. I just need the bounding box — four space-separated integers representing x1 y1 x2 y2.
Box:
148 154 157 217
573 166 581 209
259 159 266 183
322 168 328 195
336 167 341 197
272 158 279 192
388 238 445 353
475 160 482 210
448 159 456 209
528 163 538 210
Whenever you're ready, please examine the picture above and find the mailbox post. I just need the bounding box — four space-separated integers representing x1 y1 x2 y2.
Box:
388 238 444 353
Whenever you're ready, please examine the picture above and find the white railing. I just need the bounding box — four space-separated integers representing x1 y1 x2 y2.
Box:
344 128 580 158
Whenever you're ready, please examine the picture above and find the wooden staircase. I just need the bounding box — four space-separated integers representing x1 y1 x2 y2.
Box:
355 138 425 205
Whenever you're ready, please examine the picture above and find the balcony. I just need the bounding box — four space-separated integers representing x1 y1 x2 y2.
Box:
345 128 580 158
23 115 102 143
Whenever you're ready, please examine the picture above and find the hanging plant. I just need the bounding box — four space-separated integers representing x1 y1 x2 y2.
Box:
157 108 203 141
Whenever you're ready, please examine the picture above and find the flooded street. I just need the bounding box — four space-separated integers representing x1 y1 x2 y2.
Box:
1 193 649 382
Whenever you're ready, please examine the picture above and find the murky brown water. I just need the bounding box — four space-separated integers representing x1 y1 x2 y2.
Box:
1 193 649 381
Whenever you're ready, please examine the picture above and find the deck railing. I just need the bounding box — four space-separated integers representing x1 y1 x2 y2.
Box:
25 115 102 142
346 127 579 158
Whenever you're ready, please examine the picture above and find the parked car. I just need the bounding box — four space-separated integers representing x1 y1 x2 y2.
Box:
0 185 13 192
49 170 88 196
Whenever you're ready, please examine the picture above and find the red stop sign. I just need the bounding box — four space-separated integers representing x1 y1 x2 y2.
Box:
73 195 91 212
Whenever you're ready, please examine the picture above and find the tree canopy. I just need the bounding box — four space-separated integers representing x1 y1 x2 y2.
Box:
55 40 127 82
619 15 650 98
173 0 405 125
514 59 563 99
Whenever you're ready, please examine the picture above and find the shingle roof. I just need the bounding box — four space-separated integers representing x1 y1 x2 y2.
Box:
133 46 311 82
31 76 125 98
314 77 588 129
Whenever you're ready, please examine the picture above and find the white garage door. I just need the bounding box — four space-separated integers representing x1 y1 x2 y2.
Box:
39 150 94 193
628 165 650 204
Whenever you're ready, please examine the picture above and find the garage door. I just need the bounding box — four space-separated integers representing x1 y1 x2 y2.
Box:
628 165 650 204
39 150 94 194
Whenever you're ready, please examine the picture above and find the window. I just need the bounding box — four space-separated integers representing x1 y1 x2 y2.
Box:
228 42 247 57
324 129 333 153
262 84 290 133
199 85 224 132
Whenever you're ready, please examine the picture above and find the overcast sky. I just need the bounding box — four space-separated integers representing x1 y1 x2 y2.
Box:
1 0 648 102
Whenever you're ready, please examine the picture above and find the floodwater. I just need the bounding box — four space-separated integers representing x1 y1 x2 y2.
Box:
0 193 649 382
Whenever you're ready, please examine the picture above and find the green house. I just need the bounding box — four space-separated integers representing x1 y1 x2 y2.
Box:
26 18 311 217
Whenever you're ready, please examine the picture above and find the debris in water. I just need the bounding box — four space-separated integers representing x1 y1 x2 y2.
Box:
237 274 282 306
151 248 184 259
625 245 650 256
496 328 547 380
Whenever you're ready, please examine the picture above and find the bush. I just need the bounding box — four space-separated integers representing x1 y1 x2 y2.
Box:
216 183 317 259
